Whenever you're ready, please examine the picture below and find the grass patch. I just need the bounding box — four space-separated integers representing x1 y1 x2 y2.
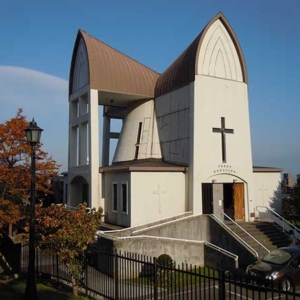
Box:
0 277 91 300
128 267 218 289
0 253 91 299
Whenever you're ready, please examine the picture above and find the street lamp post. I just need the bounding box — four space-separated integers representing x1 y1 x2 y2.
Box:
24 119 43 300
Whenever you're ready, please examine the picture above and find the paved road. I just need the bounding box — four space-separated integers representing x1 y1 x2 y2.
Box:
147 282 300 300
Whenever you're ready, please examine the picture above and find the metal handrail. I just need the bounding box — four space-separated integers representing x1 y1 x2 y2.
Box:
132 214 198 235
222 212 270 257
256 206 300 239
100 234 238 264
204 241 239 265
210 214 259 259
100 211 193 236
56 203 92 214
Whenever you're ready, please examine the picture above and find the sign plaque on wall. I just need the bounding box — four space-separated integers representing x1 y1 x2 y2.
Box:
213 164 236 174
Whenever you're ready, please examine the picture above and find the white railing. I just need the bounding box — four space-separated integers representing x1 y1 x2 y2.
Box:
99 212 193 236
256 206 300 241
222 212 270 258
56 203 92 214
210 214 259 259
96 233 238 267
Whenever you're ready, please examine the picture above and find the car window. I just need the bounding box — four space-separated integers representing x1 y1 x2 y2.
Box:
262 249 292 265
291 256 300 267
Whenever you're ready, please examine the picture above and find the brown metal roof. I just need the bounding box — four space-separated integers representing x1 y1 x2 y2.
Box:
69 30 159 97
155 33 202 98
253 166 284 173
99 159 187 173
155 12 248 97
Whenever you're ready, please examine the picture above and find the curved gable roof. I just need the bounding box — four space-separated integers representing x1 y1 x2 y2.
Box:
155 12 248 97
69 30 159 97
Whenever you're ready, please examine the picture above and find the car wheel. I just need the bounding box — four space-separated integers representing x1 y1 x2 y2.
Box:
280 277 292 292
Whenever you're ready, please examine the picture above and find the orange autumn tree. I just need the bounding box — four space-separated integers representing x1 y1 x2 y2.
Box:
36 204 103 297
0 109 60 203
0 199 22 236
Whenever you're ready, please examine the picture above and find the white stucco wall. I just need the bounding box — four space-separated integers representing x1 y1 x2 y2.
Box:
155 85 190 165
253 172 283 215
197 19 243 82
191 76 253 219
113 100 161 162
186 16 253 219
68 89 101 209
130 172 186 227
103 172 131 227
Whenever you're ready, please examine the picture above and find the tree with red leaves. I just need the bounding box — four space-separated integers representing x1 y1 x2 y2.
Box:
0 109 60 203
36 204 103 296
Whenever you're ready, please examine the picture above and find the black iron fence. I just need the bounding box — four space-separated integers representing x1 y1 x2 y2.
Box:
15 244 300 300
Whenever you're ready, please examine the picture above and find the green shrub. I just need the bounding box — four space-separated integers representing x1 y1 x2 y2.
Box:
157 254 174 268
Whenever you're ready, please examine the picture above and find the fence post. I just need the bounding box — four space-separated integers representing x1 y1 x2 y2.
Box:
218 270 226 300
35 247 38 277
56 254 59 284
114 250 119 300
52 250 55 277
85 264 88 296
153 257 158 300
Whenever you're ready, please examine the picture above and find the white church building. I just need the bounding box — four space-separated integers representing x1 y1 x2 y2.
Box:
66 12 283 228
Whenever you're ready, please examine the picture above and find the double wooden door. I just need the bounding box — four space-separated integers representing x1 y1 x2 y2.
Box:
202 182 244 221
233 183 244 221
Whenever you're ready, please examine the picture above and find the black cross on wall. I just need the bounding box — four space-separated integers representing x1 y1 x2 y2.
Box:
212 117 234 163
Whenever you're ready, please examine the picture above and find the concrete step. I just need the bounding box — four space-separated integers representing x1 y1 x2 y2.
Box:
225 221 291 251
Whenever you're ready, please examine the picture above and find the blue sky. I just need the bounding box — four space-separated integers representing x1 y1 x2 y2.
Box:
0 0 299 177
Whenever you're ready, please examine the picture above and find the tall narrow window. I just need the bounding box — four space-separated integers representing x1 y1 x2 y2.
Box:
71 99 79 118
65 184 68 204
134 122 142 159
112 183 118 211
76 126 79 166
121 182 128 213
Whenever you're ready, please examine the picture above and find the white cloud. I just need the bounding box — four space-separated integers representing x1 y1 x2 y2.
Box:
0 66 69 172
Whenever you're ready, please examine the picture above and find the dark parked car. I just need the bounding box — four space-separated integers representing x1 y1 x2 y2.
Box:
246 246 300 291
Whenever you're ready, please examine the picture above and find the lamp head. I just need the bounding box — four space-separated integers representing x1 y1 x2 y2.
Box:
24 118 43 145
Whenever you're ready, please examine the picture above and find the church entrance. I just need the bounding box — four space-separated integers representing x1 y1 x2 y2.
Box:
224 183 234 219
202 182 244 221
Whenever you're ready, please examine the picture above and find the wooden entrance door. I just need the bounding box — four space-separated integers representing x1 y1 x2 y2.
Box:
234 183 244 221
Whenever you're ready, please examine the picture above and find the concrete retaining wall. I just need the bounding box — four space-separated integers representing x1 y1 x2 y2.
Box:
208 218 256 268
99 214 256 271
114 237 205 266
204 244 237 271
131 215 210 241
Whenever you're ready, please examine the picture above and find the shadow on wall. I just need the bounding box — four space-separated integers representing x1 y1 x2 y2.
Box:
269 182 283 214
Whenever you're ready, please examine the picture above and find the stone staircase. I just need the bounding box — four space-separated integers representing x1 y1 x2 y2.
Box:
226 221 291 258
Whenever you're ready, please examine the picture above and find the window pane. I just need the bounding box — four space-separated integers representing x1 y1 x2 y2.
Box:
113 184 118 211
122 183 127 212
